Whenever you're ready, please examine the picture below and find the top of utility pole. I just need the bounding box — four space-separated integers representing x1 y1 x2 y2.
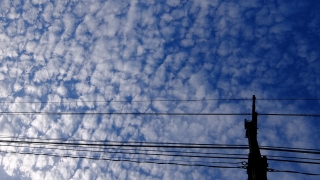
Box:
244 95 268 180
252 95 256 116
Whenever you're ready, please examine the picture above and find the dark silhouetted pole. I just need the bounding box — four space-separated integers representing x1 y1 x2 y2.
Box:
244 95 268 180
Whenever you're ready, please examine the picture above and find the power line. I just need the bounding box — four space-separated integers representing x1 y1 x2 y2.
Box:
268 158 320 165
0 139 249 149
259 113 320 117
268 168 320 176
2 150 319 176
3 148 248 161
3 142 320 163
260 147 320 155
0 98 252 104
0 143 246 157
2 139 320 155
2 94 320 178
262 145 320 152
0 143 248 160
0 111 319 117
2 136 320 154
0 136 249 146
3 137 320 153
3 143 320 164
0 150 244 169
1 98 319 104
3 143 319 166
0 112 251 116
3 136 319 154
2 140 320 175
0 143 250 159
257 98 320 101
263 154 320 161
0 138 249 147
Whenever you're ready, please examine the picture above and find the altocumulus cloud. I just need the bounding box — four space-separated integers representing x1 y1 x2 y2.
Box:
0 0 319 179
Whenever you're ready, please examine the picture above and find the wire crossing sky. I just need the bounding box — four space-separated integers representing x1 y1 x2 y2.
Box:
1 97 320 104
0 0 319 179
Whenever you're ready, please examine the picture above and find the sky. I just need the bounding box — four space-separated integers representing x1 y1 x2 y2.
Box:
0 0 319 179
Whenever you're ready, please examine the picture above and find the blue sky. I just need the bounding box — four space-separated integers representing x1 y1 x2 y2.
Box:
0 0 319 179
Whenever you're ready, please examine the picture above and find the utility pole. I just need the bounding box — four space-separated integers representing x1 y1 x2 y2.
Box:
244 95 268 180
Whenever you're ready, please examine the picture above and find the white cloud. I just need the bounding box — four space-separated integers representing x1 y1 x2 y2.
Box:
7 7 20 19
31 0 47 5
166 0 180 7
22 3 39 24
0 82 12 98
180 38 194 47
217 40 232 57
270 22 292 34
0 0 319 179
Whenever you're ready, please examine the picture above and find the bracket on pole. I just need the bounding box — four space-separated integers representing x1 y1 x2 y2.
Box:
244 95 268 180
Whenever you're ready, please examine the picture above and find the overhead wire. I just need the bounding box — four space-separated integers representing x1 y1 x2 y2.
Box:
0 143 250 166
0 97 319 104
0 150 243 169
2 149 320 175
2 143 320 166
1 147 320 176
0 98 252 104
2 139 320 154
261 145 320 152
268 168 320 176
2 147 245 166
1 136 319 152
2 136 320 156
260 147 320 155
1 139 320 175
257 98 320 101
1 141 245 166
0 143 249 156
0 136 249 146
1 97 320 176
262 154 320 161
0 112 252 116
0 146 247 160
259 113 320 117
2 140 320 164
0 111 319 117
267 158 320 165
0 143 248 160
7 144 320 163
0 139 249 149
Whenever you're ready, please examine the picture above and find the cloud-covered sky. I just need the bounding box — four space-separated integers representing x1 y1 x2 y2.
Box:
0 0 319 179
